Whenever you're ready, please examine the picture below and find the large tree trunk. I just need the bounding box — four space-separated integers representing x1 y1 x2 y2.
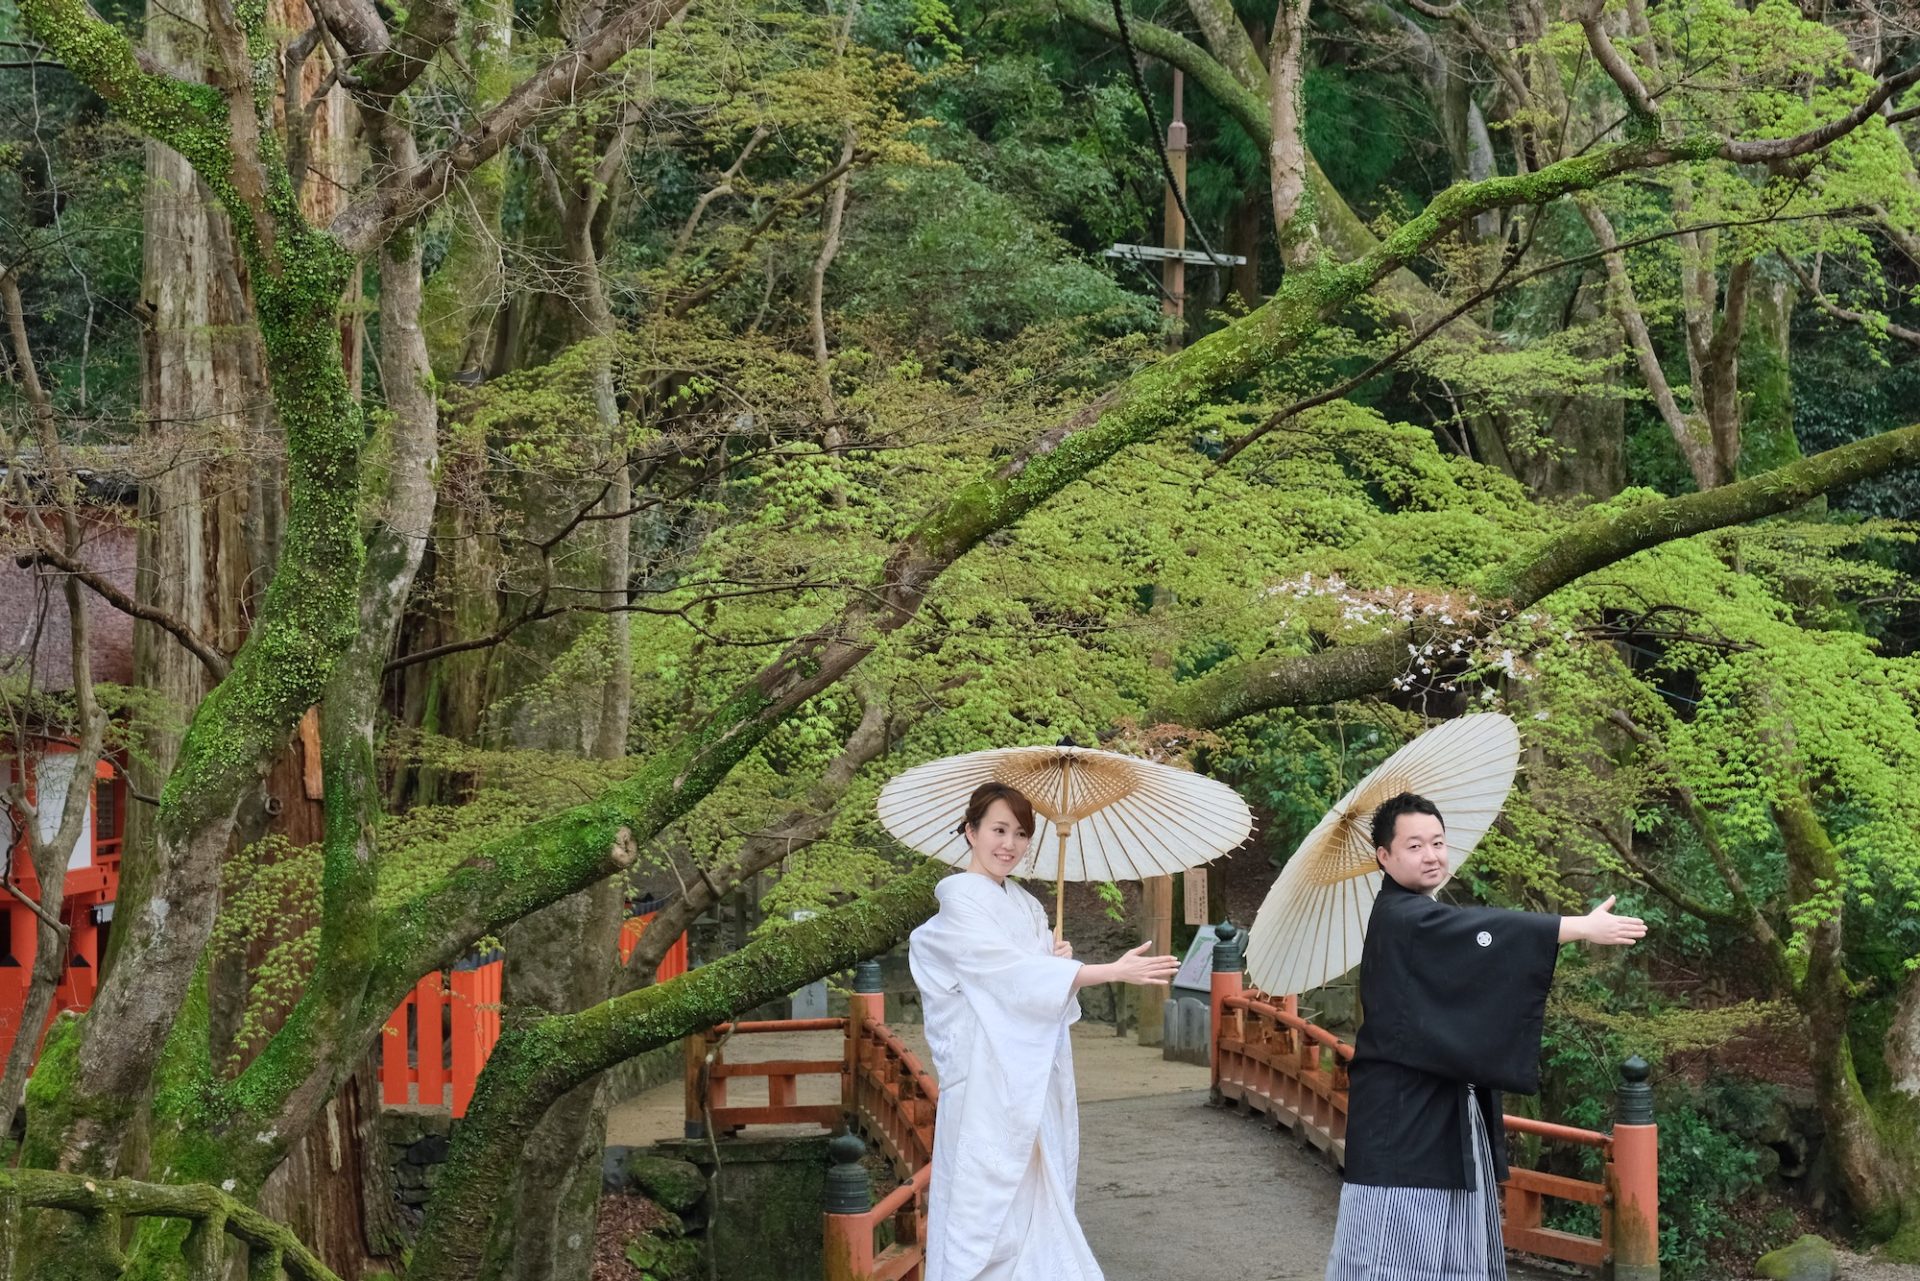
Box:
490 122 635 1279
1512 271 1627 501
1776 782 1920 1257
1737 272 1799 476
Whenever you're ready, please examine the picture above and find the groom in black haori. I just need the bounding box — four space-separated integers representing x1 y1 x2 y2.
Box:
1326 793 1647 1281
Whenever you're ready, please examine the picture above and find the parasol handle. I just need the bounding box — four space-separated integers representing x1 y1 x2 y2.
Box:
1054 824 1069 946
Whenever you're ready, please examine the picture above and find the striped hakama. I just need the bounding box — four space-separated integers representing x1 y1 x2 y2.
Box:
1325 1086 1506 1281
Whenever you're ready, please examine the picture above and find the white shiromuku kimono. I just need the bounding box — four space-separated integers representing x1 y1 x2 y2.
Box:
908 872 1104 1281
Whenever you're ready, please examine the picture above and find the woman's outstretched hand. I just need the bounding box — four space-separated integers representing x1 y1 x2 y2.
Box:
1072 941 1181 992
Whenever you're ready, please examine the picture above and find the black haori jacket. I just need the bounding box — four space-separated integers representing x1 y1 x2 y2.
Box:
1341 875 1561 1190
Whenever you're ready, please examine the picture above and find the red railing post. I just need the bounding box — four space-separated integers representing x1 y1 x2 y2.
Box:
415 973 446 1108
1611 1056 1659 1281
380 999 411 1105
1209 920 1244 1099
847 960 883 1116
823 1133 875 1281
449 968 481 1118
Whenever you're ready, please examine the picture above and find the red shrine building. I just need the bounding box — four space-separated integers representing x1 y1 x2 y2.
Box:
0 500 136 1063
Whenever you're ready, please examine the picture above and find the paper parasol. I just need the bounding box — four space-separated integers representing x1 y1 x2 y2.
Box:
876 743 1254 942
1244 713 1521 997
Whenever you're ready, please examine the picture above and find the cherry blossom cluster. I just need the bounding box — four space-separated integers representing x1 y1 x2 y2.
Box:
1262 571 1568 695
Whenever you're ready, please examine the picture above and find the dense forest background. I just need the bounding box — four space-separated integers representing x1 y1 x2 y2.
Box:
4 0 1920 1274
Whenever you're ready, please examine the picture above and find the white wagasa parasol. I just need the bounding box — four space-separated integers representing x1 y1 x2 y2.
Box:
876 743 1254 943
1244 713 1522 997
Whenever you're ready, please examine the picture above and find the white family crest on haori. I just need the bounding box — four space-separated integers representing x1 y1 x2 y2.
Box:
877 742 1255 941
1245 713 1522 997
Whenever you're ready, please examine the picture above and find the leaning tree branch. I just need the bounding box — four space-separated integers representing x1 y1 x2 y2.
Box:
1583 816 1741 925
1719 62 1920 163
405 858 948 1281
18 0 223 156
14 547 230 679
351 0 460 101
623 690 901 977
1580 0 1660 122
1165 423 1920 727
0 1167 343 1281
369 126 1747 1014
1779 252 1920 349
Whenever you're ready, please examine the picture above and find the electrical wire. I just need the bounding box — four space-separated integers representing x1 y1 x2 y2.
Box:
1108 0 1233 268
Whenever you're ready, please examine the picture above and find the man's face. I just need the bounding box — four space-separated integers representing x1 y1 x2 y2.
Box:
1376 811 1449 893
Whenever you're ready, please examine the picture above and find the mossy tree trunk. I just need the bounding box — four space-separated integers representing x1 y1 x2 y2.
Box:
1607 713 1920 1258
1774 782 1920 1258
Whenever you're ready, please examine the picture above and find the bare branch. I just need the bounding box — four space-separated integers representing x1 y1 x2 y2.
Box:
670 148 873 318
13 547 231 679
1779 252 1920 349
671 125 770 260
329 0 694 252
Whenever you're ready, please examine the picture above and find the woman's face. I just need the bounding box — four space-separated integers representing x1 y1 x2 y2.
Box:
965 798 1032 884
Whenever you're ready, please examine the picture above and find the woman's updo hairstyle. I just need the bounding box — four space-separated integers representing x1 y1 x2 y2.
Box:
956 782 1037 839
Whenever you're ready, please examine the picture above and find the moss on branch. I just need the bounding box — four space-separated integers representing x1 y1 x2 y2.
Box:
402 858 946 1281
1167 424 1920 727
0 1167 340 1281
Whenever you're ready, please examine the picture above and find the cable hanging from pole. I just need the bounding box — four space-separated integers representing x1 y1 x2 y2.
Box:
1109 0 1233 268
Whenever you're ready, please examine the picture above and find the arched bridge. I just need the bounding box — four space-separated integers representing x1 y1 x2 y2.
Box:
680 924 1663 1281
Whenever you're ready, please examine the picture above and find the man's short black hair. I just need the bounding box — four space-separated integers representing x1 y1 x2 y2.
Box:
1371 792 1445 852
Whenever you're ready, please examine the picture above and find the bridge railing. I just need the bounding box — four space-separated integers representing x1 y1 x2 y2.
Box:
825 964 936 1281
682 1016 847 1137
1208 921 1660 1281
678 963 932 1281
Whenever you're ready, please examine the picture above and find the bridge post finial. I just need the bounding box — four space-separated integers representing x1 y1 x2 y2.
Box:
1211 920 1244 973
824 1133 871 1214
853 960 884 995
1615 1055 1654 1125
1208 921 1245 1100
823 1133 875 1281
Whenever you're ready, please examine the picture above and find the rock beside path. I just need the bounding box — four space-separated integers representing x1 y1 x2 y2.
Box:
1757 1236 1838 1281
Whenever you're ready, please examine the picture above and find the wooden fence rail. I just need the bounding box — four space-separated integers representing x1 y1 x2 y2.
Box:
380 911 688 1116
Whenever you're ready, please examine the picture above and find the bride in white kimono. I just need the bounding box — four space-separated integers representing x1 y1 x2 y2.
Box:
909 781 1180 1281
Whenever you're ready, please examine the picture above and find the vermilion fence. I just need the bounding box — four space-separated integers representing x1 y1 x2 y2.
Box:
1206 921 1660 1280
679 963 933 1281
379 912 689 1116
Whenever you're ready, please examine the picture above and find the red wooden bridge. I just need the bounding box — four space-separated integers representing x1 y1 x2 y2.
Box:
681 924 1663 1281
